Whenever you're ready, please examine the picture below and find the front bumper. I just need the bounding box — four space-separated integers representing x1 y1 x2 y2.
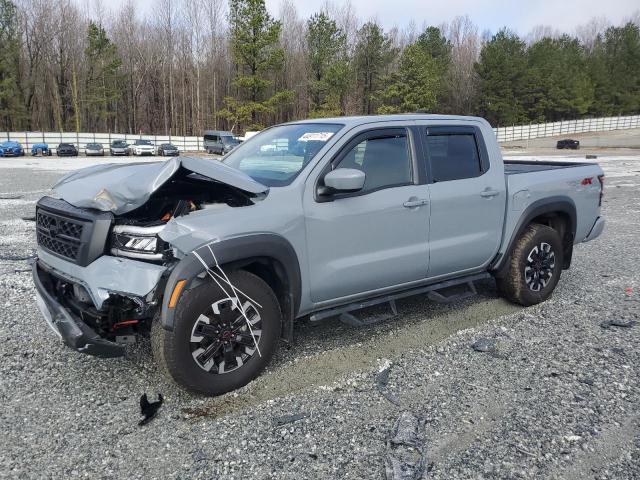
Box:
32 259 125 358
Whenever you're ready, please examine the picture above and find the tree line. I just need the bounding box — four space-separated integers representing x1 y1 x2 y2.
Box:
0 0 639 135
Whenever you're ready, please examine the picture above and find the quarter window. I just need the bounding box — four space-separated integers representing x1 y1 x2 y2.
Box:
426 133 482 182
336 132 411 193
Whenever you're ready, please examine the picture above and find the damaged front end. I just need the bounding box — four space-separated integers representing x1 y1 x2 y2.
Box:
33 157 268 357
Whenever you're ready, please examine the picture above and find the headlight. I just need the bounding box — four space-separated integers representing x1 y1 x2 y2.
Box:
111 224 165 260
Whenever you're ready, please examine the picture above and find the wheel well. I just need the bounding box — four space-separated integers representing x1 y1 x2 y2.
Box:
530 211 573 269
224 256 294 342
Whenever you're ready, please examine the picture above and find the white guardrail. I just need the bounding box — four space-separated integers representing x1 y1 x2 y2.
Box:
2 114 640 151
492 114 640 143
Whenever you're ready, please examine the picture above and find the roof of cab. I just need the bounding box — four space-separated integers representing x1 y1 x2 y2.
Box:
284 113 491 128
283 114 490 128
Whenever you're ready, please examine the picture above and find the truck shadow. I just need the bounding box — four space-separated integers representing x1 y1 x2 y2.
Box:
177 280 522 419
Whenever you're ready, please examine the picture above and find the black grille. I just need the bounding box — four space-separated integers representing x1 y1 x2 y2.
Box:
36 211 84 261
35 197 113 266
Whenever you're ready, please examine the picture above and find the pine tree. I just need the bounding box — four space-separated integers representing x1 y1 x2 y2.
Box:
0 0 26 130
524 36 594 122
378 27 450 114
306 12 348 117
588 23 640 115
84 21 122 131
475 29 528 126
353 22 395 114
221 0 293 130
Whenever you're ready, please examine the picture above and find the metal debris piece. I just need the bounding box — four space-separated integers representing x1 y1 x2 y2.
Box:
385 412 425 480
471 337 497 352
389 412 421 448
272 412 308 427
600 319 636 329
376 363 392 388
385 454 425 480
139 393 163 426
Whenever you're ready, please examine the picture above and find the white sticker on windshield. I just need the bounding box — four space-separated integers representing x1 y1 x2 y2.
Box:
298 132 335 142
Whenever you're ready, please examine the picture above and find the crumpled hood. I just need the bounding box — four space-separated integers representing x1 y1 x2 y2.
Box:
52 156 268 215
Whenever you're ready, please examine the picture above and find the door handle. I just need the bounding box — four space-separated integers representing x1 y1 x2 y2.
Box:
480 189 500 198
403 198 429 208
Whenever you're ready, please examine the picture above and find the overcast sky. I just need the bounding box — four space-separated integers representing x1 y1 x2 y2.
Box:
97 0 639 35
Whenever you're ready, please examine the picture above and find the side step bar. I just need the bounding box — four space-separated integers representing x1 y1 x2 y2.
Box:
309 272 491 326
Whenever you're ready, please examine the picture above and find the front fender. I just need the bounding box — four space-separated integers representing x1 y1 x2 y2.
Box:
160 233 302 334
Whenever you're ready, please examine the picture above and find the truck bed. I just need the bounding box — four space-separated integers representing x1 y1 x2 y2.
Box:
498 159 603 263
504 159 592 175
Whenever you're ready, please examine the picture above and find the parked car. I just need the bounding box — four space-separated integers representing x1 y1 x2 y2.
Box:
56 143 78 156
32 114 605 396
110 140 130 156
85 143 105 156
557 139 580 150
131 139 155 156
156 143 180 156
0 140 24 157
204 130 240 155
31 143 51 156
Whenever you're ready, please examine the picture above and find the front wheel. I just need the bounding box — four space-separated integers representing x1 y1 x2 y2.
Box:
496 223 563 306
152 270 282 396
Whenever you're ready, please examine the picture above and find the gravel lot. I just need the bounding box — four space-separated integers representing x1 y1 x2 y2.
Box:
0 142 639 479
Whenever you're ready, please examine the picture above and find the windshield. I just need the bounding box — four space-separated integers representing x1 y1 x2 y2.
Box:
137 140 152 145
112 141 126 146
222 123 343 187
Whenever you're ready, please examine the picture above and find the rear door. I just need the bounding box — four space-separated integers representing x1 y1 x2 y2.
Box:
303 126 430 303
419 124 506 278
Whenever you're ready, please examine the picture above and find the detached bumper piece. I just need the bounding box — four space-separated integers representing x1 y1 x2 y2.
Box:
32 260 125 358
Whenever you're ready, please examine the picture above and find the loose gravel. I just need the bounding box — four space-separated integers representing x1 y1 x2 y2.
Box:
0 150 638 479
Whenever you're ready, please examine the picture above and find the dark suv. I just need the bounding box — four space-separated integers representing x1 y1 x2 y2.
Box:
556 139 580 150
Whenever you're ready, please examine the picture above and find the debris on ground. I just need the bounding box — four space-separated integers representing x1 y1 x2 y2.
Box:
385 412 425 480
0 194 23 200
139 393 163 426
272 412 308 427
388 412 421 447
471 337 497 352
376 360 393 388
600 319 637 329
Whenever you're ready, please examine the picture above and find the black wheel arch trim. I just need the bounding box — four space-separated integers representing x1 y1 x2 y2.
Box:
491 196 577 275
160 233 301 341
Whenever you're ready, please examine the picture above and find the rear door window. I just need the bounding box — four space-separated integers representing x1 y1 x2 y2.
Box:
425 128 484 182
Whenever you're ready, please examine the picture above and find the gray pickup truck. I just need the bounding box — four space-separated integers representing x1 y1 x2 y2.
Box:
32 114 605 395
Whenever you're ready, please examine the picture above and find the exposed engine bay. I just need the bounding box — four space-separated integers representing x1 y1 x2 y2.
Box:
110 172 259 262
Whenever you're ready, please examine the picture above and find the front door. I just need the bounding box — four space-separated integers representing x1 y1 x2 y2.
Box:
304 127 430 303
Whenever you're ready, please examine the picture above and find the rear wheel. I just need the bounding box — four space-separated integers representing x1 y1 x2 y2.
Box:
496 223 563 306
152 270 281 396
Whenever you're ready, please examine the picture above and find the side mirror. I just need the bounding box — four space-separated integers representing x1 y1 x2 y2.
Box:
323 168 366 193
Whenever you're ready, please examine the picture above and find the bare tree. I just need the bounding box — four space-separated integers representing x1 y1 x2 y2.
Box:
575 16 611 52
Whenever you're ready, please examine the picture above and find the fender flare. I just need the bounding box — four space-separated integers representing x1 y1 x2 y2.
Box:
491 196 577 274
160 233 301 340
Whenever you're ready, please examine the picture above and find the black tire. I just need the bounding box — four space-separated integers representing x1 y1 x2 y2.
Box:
152 270 281 396
496 223 563 307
